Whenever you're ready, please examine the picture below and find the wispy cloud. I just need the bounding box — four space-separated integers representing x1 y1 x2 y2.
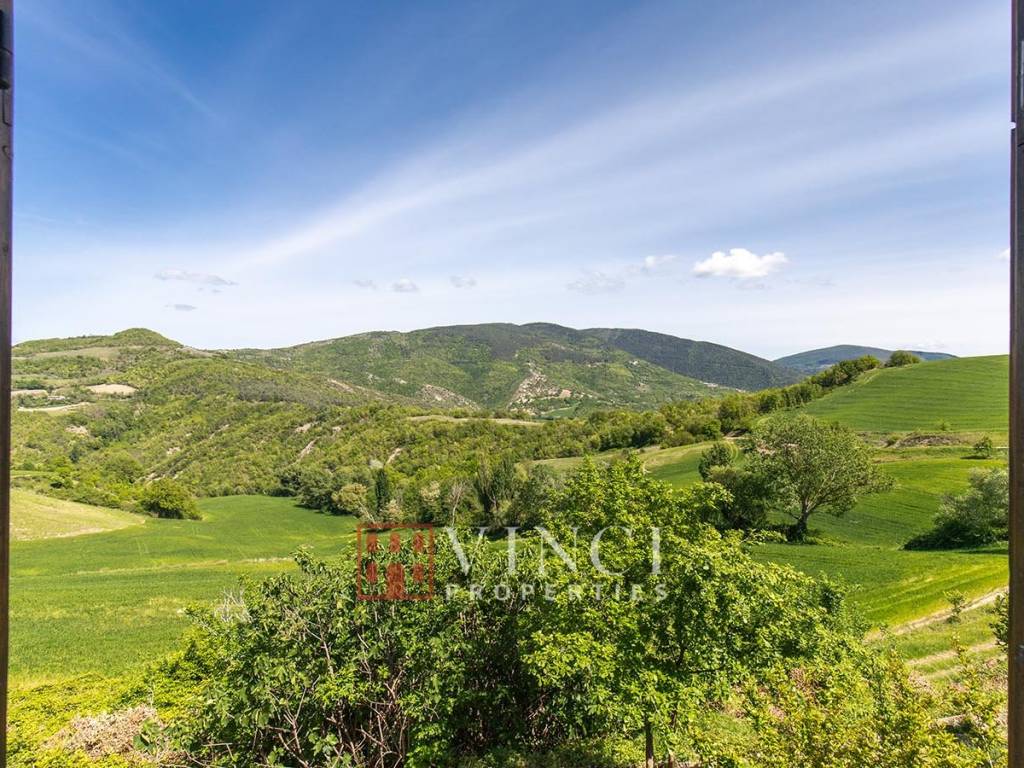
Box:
156 269 237 286
999 248 1011 261
450 275 477 288
693 249 788 280
391 278 419 293
635 254 678 275
167 303 197 312
353 279 378 289
566 272 625 294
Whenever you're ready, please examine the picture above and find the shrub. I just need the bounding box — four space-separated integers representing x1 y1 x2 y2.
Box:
697 441 735 481
971 435 995 459
905 468 1008 549
139 478 200 520
886 350 921 367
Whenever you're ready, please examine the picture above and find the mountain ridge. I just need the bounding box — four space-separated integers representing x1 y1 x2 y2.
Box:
775 344 956 375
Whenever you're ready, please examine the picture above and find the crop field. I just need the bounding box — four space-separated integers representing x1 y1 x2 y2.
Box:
801 355 1008 435
11 495 356 682
11 489 142 541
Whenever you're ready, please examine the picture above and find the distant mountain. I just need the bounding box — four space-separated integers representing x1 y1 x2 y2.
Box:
234 323 719 415
583 327 801 391
774 345 956 375
11 323 816 419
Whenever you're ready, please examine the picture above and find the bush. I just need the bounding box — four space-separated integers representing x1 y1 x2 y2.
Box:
697 441 735 481
139 478 200 520
886 350 921 367
971 436 996 459
905 468 1008 549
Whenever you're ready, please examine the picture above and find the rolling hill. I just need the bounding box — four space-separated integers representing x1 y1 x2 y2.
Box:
232 322 798 413
583 326 800 390
775 344 955 375
800 355 1007 434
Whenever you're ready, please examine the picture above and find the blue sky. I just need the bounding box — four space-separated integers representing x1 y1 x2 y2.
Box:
13 0 1011 358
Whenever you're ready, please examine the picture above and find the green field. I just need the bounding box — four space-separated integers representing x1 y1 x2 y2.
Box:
802 355 1008 435
11 489 142 542
11 495 356 682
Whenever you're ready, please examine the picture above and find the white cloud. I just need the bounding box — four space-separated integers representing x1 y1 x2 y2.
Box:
998 248 1011 261
450 275 477 288
391 278 419 293
167 303 197 312
566 271 626 294
693 248 789 280
353 279 378 289
156 269 236 286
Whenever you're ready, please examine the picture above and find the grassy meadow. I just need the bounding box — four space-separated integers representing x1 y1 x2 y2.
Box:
802 355 1008 435
11 494 356 682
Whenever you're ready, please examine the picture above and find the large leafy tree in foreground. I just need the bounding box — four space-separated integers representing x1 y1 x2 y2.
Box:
746 414 890 541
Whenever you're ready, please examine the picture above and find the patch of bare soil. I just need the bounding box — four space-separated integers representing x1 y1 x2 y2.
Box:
87 383 137 396
50 705 171 763
893 433 965 448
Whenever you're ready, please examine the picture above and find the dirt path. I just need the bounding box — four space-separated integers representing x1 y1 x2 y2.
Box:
907 640 998 670
878 588 1005 639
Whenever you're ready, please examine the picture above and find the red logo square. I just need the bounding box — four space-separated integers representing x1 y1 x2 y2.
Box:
356 524 435 601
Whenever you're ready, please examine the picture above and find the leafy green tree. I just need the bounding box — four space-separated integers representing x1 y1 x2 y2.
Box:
746 415 890 541
330 482 368 516
291 467 337 512
886 350 921 367
705 464 775 531
529 458 849 766
373 467 393 516
473 454 518 526
906 468 1008 549
139 478 200 520
697 441 735 480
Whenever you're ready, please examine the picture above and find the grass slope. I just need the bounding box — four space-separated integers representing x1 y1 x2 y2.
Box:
11 496 356 682
11 489 142 541
801 355 1007 434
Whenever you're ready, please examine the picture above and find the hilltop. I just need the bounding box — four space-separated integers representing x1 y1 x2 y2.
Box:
232 322 797 413
801 355 1007 434
775 344 955 375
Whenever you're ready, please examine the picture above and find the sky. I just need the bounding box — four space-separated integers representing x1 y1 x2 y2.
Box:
12 0 1012 359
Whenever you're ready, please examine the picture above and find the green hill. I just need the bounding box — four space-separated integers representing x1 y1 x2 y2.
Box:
234 323 730 414
583 326 800 390
775 344 955 375
800 355 1007 434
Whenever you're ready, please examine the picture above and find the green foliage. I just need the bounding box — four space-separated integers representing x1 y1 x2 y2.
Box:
886 350 922 367
971 435 995 459
138 478 200 520
746 414 891 541
166 460 863 766
715 644 1005 767
331 482 369 516
991 593 1008 650
906 468 1008 550
697 441 736 480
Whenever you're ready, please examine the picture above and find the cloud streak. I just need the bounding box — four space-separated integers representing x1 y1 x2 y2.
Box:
155 269 237 286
